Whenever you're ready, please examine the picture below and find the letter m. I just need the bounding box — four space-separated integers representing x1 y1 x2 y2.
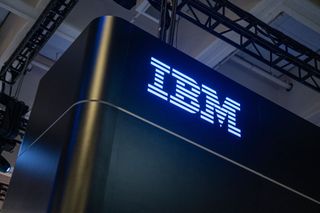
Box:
201 84 241 138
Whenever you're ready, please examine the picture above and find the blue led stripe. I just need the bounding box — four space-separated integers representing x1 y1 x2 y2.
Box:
202 84 217 94
213 103 236 115
202 87 218 97
151 61 170 73
205 104 214 111
215 109 227 117
225 100 241 111
201 115 214 123
172 68 197 83
147 88 168 101
172 72 199 88
217 119 224 124
206 102 215 108
176 84 199 97
177 81 186 86
175 89 198 102
170 96 199 112
170 96 199 113
172 73 199 89
201 111 213 119
217 114 226 121
191 88 201 95
225 99 240 108
170 99 198 114
154 78 163 84
228 129 241 138
151 57 170 69
225 111 236 118
212 104 222 111
228 124 241 133
155 69 165 75
226 97 240 107
155 73 164 80
218 106 236 117
205 108 214 114
228 120 236 126
191 101 200 108
154 82 163 89
176 84 199 98
148 84 167 96
228 115 236 121
201 116 214 123
176 94 185 100
205 95 219 104
203 96 219 102
212 99 220 106
221 104 236 113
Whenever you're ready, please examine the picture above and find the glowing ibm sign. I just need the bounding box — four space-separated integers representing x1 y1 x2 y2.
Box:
147 57 242 138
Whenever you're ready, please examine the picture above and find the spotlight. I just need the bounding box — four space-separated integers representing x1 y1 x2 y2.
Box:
0 155 10 173
0 93 28 173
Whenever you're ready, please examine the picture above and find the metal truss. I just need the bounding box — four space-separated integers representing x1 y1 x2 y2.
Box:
0 0 78 84
172 0 320 92
0 183 8 201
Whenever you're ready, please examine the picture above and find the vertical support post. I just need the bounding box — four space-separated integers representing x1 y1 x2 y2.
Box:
168 0 177 46
159 0 169 42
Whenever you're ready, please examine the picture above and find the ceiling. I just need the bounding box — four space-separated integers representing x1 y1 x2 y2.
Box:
0 0 320 185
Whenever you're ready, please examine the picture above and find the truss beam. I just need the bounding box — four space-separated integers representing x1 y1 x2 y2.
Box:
0 0 78 84
175 0 320 92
